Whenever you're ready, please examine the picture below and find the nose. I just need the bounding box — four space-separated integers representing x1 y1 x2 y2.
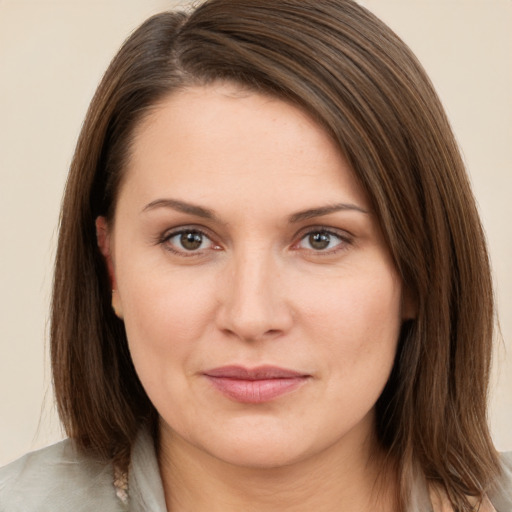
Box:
216 250 294 342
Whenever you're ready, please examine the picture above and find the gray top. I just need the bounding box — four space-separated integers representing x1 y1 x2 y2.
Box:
1 430 511 511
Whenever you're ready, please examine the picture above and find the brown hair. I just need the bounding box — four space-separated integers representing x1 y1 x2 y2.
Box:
51 1 500 509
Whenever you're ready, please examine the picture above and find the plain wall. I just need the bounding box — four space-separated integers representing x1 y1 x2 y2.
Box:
0 0 510 466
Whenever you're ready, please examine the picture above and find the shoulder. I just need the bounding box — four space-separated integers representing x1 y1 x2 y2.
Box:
413 453 512 512
489 451 512 511
0 439 122 512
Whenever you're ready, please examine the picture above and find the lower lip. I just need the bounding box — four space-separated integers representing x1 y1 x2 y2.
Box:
205 376 308 403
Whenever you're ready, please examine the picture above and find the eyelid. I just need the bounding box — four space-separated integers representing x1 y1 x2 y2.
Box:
155 223 353 257
291 226 353 254
158 225 222 256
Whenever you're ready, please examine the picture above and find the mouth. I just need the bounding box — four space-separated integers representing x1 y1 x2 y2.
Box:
203 365 311 404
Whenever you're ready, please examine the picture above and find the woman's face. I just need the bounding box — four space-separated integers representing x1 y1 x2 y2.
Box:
98 83 408 469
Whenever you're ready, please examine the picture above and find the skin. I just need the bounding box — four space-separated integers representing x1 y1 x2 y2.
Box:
97 83 411 511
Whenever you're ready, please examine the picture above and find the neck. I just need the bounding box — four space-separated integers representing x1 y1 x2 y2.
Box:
157 419 397 512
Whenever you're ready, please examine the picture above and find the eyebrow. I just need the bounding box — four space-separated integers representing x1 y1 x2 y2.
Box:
288 203 369 223
142 198 217 220
142 198 368 223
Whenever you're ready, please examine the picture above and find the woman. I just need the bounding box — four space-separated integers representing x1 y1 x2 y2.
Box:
0 0 510 510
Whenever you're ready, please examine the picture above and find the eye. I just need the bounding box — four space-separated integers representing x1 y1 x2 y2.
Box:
296 229 349 252
162 228 218 254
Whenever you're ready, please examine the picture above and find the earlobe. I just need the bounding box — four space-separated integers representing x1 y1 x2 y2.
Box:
111 289 124 319
96 217 123 318
95 216 117 290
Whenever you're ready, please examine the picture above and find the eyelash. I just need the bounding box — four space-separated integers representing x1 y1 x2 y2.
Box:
158 226 353 257
294 228 352 255
158 227 220 257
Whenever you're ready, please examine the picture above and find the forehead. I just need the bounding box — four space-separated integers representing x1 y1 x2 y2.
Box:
120 82 370 215
130 83 333 163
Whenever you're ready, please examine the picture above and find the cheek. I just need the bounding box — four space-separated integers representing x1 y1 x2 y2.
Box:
296 270 402 432
117 265 219 380
302 266 401 329
298 268 402 375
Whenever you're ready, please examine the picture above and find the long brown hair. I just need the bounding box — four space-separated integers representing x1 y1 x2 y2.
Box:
51 1 501 509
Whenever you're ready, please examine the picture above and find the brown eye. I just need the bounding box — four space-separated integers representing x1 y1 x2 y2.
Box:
308 232 331 250
296 229 348 253
163 229 214 254
180 232 204 250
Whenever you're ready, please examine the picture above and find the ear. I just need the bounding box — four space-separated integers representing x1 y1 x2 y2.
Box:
95 216 116 290
96 216 124 319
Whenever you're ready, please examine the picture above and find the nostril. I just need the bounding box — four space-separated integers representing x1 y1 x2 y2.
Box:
219 325 285 343
215 265 294 341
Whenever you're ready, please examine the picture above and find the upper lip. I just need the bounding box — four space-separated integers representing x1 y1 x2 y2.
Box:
203 365 309 380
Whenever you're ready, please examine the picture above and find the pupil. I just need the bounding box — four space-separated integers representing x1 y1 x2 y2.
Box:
309 232 330 250
180 232 203 250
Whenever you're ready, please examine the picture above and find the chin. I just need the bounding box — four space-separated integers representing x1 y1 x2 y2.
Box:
192 420 338 471
208 440 309 470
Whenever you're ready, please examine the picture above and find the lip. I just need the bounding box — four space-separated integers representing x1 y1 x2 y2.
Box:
203 365 310 404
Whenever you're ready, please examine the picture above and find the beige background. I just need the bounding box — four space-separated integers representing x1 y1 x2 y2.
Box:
0 0 510 466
